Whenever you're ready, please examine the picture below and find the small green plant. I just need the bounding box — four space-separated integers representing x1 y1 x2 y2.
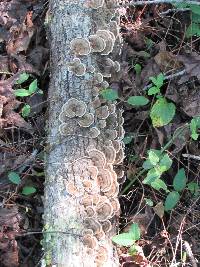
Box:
100 88 118 101
190 116 200 140
8 171 36 195
148 73 164 95
112 223 140 247
127 96 149 106
133 63 142 75
21 104 31 117
14 73 41 97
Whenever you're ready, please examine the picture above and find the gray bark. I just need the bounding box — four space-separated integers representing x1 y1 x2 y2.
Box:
43 1 123 266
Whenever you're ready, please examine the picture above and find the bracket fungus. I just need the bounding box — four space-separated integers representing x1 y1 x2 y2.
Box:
87 0 105 9
87 148 106 168
70 38 91 55
88 127 101 138
95 246 108 265
77 112 94 127
98 119 107 129
64 181 83 197
96 30 115 55
82 234 98 249
101 80 109 89
96 201 113 221
68 62 86 76
84 217 102 235
93 72 104 84
102 145 116 164
97 168 113 192
85 206 96 217
96 105 110 120
89 34 106 53
61 98 87 118
102 220 112 233
59 122 78 136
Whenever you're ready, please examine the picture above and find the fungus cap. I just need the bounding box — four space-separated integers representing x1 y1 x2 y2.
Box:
115 147 125 165
59 122 77 136
88 127 101 138
87 149 106 168
104 180 119 198
70 38 91 55
96 201 113 221
65 181 82 197
68 62 86 76
101 80 109 89
96 105 110 120
98 119 107 129
86 65 95 73
84 217 102 234
114 61 121 72
90 96 101 109
82 234 98 249
87 0 104 9
95 246 108 264
95 230 105 240
93 72 104 84
89 34 106 52
62 98 87 118
96 30 115 55
104 129 118 140
97 168 113 192
102 145 116 164
102 220 112 233
110 198 120 213
77 112 94 127
112 140 121 153
85 206 96 217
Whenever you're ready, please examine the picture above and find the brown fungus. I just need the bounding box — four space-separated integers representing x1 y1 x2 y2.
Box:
110 198 120 213
95 246 108 264
118 125 125 140
102 145 116 164
104 129 118 140
112 140 122 153
82 234 98 249
86 65 96 73
84 217 102 235
88 127 101 138
98 119 107 129
89 34 106 52
85 206 96 217
87 149 106 168
115 147 125 165
93 72 104 84
101 80 109 89
70 38 91 55
95 230 105 240
108 103 116 114
77 112 94 127
102 220 112 233
114 61 120 72
96 105 110 120
97 168 113 192
59 122 78 136
62 98 87 118
90 96 101 109
96 30 115 55
68 62 86 76
65 181 83 197
104 180 119 198
96 201 113 221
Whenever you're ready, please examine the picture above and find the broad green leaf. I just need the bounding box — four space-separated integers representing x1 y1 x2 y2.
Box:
28 79 38 94
128 244 138 256
134 64 142 75
112 233 135 246
22 186 36 195
159 153 172 172
187 182 199 196
164 191 180 211
8 172 21 185
123 135 133 145
151 178 169 192
129 223 140 241
127 96 149 106
100 89 118 101
173 168 187 191
148 86 160 95
144 198 154 207
22 104 31 117
190 117 200 140
15 73 30 84
186 23 200 38
142 159 154 170
150 97 176 127
190 4 200 15
143 168 161 185
14 89 31 97
148 150 160 166
149 73 164 88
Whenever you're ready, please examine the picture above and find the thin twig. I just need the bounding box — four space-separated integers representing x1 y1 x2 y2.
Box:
129 0 200 6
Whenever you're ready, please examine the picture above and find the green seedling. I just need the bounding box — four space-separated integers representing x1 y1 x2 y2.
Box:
14 73 40 97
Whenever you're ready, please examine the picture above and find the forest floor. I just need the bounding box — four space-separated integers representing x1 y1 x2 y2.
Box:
0 1 199 266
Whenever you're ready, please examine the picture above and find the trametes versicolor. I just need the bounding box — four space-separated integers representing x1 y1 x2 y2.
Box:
59 1 124 265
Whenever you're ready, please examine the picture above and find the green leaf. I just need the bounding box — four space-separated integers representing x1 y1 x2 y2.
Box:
133 63 142 75
142 159 154 170
22 186 36 195
15 73 30 84
164 191 180 211
100 89 118 101
123 135 134 145
150 97 176 127
144 198 154 207
14 89 31 97
187 182 199 196
129 223 140 241
190 117 200 140
151 178 169 192
148 150 160 166
173 168 187 192
127 96 149 106
186 23 200 38
28 79 38 94
21 104 31 117
143 168 161 185
149 73 164 88
148 86 160 95
8 172 21 185
159 153 172 172
112 233 135 246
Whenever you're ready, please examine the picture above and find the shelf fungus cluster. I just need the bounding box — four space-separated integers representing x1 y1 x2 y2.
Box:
58 1 124 265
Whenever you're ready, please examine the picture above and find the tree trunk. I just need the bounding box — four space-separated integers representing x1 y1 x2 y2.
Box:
43 1 124 266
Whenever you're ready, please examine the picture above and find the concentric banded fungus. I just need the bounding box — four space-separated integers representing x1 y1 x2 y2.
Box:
86 65 95 73
96 105 109 119
93 72 104 84
67 57 81 67
90 96 101 109
62 98 87 118
95 230 105 240
104 180 119 198
82 180 93 192
77 112 94 127
95 246 108 264
84 217 102 234
115 147 125 164
88 127 101 138
89 35 106 52
92 86 100 97
65 181 82 197
109 20 120 37
102 220 112 233
110 198 120 213
98 119 107 129
85 206 96 217
59 122 78 136
87 149 106 167
118 125 125 140
106 164 118 180
70 38 91 55
82 234 98 249
104 129 118 140
112 140 121 153
82 229 94 236
108 103 116 114
102 145 116 164
97 168 113 192
68 62 86 76
114 61 120 72
96 201 113 221
88 0 105 9
96 30 115 55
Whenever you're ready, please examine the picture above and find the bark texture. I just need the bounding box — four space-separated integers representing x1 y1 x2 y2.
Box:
43 1 124 266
